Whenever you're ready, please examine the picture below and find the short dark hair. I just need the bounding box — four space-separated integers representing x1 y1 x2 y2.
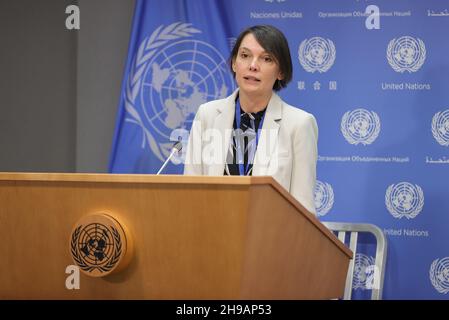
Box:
229 25 293 91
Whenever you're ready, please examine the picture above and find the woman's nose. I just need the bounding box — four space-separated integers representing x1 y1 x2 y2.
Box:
249 58 259 71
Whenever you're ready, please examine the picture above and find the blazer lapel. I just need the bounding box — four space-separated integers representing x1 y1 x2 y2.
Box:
208 89 238 175
253 92 282 176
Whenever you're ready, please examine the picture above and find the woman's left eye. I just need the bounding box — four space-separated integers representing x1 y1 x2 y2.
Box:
263 56 273 62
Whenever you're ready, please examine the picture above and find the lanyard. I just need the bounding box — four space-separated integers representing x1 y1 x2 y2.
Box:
235 98 265 176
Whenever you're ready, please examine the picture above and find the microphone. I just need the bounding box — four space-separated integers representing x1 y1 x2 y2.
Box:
156 141 183 175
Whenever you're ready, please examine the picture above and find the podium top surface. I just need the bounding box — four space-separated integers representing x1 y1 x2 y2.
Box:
0 172 352 258
0 172 262 184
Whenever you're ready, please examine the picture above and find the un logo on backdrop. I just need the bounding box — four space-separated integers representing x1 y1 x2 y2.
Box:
387 36 426 73
298 37 336 73
431 110 449 146
430 257 449 294
314 180 334 217
353 254 379 290
385 182 424 219
341 109 380 145
124 22 233 161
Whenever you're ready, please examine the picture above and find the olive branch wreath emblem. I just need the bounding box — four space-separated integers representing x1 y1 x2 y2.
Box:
387 37 426 73
123 22 200 161
298 37 336 73
431 111 449 146
430 258 449 294
315 182 334 217
70 225 122 274
341 110 380 145
385 183 424 219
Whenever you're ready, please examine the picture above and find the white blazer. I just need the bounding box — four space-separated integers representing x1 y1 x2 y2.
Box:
184 89 318 214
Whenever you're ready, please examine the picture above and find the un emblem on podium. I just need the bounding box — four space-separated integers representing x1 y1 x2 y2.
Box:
70 213 133 277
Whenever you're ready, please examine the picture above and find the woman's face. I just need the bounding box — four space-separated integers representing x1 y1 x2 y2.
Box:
232 33 283 97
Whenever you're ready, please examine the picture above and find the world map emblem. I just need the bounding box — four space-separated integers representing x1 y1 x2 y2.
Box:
314 180 334 217
431 110 449 146
353 254 377 290
385 182 424 219
298 37 336 73
387 36 426 73
430 257 449 294
70 213 132 277
341 108 380 145
124 22 234 162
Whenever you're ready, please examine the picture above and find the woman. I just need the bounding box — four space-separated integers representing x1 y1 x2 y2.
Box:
184 25 318 214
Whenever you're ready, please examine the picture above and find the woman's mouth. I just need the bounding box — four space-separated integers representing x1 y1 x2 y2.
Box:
243 76 261 82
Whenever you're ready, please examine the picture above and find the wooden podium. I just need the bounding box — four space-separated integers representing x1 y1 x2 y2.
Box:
0 173 351 299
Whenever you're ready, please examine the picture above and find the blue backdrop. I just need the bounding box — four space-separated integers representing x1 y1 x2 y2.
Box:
109 0 449 299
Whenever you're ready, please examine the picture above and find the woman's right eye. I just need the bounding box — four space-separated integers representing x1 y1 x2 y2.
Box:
240 53 248 58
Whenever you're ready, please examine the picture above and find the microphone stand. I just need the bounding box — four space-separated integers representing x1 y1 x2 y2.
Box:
156 142 182 175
